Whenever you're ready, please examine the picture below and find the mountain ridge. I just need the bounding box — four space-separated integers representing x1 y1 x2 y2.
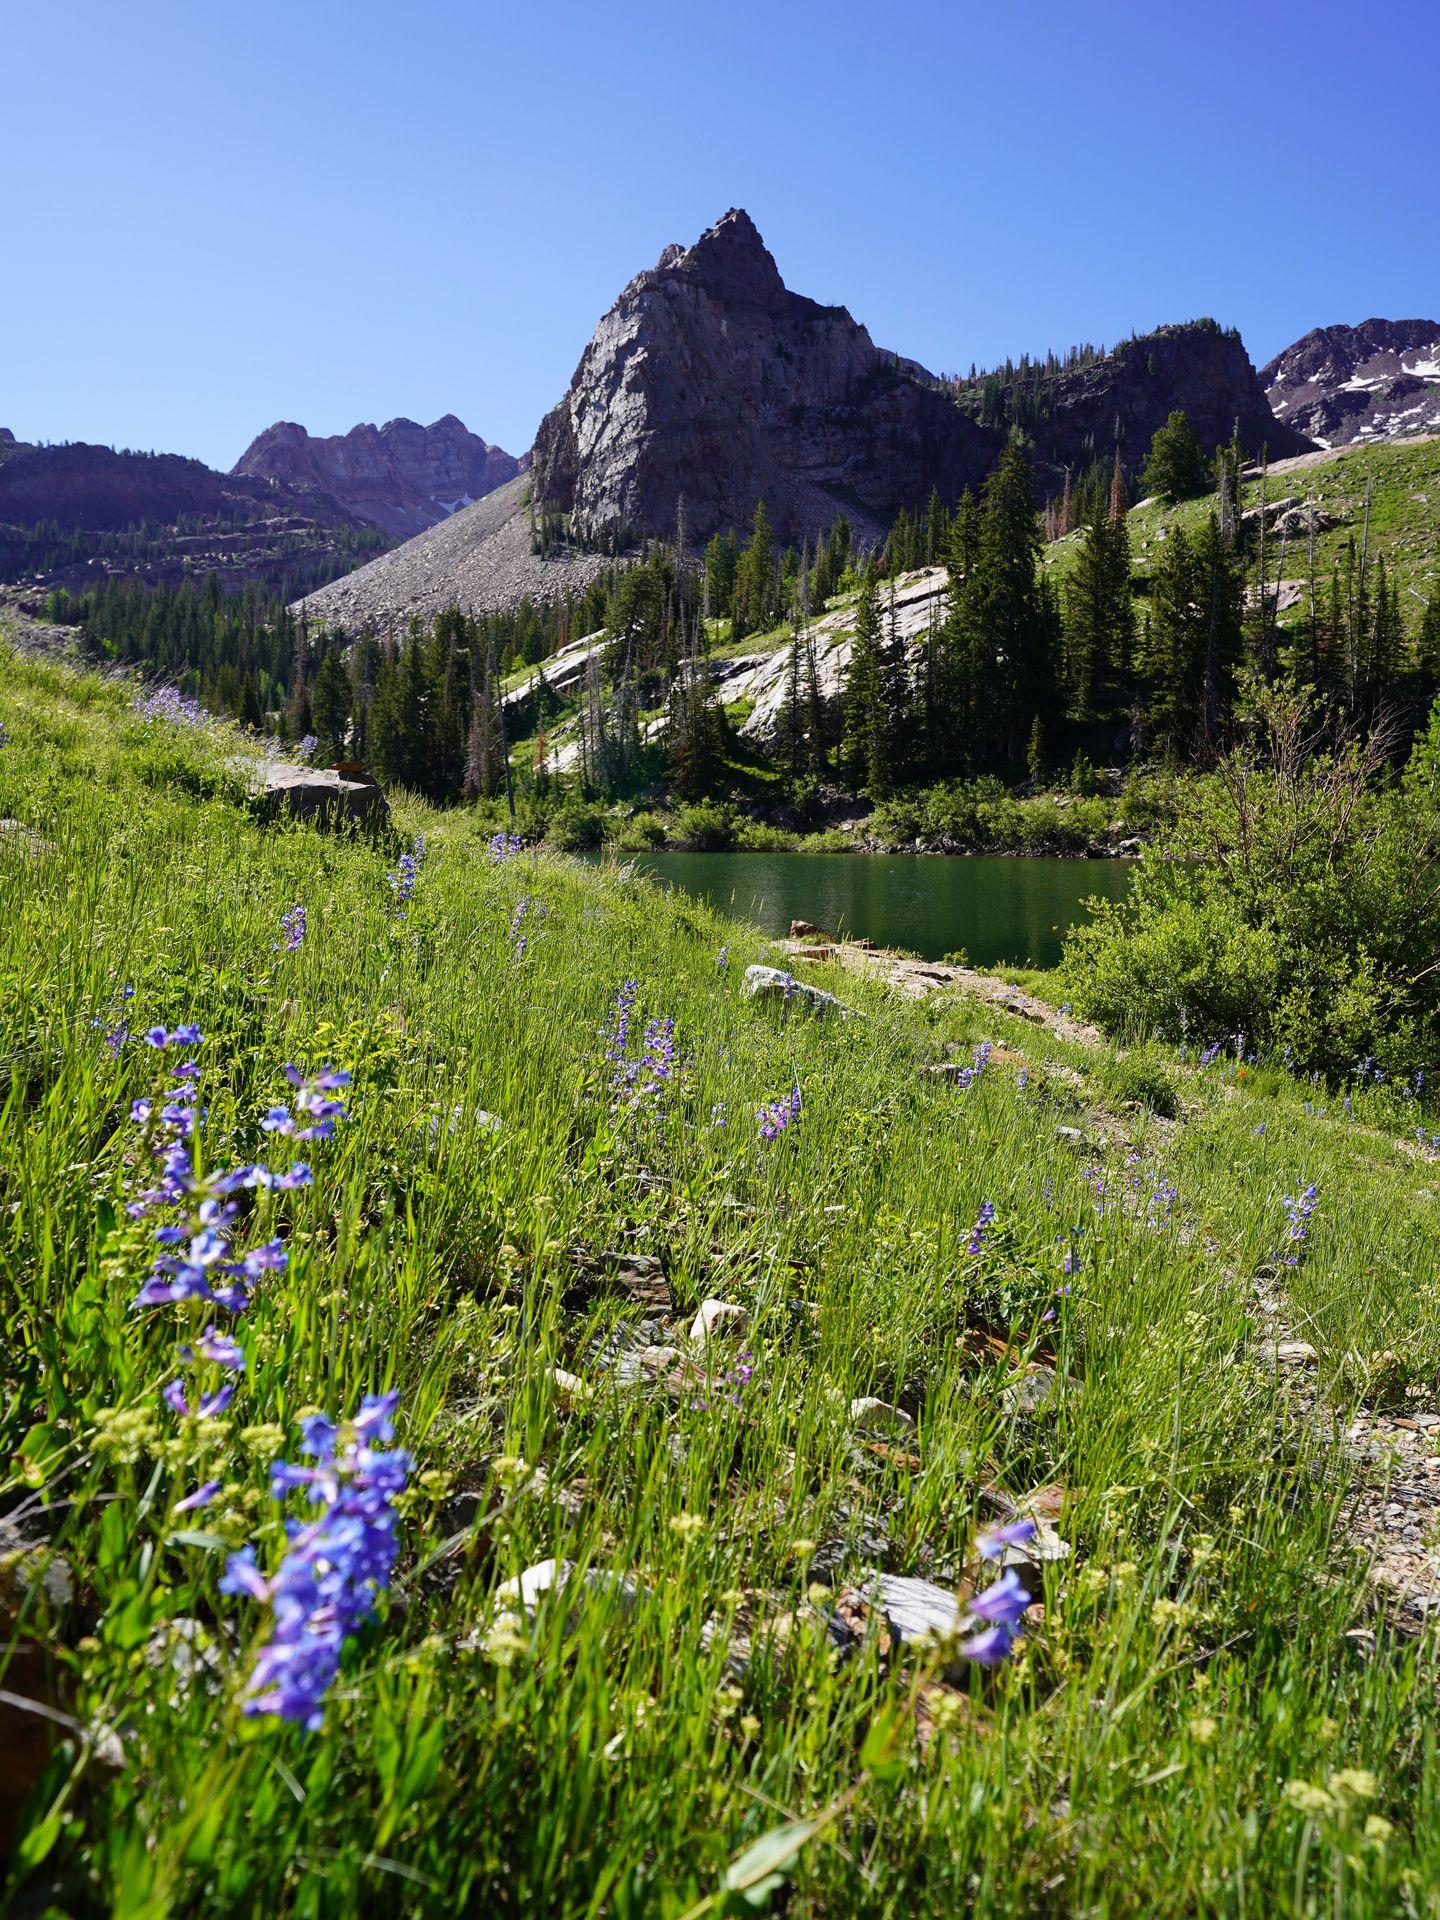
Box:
232 413 522 539
1262 318 1440 448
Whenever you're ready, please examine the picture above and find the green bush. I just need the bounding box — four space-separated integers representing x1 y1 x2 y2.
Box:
672 799 735 850
545 799 605 851
609 810 669 851
1063 685 1440 1077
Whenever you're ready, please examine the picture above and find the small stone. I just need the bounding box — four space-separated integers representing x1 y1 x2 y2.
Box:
869 1573 961 1646
1000 1368 1064 1416
849 1397 916 1438
550 1367 592 1405
690 1298 747 1348
492 1558 638 1627
1262 1340 1318 1365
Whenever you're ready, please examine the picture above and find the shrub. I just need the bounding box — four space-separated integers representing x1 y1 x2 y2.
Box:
610 810 669 851
1062 684 1440 1077
671 800 735 850
545 800 605 851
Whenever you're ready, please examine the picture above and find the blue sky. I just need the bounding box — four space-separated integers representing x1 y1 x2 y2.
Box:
5 0 1434 470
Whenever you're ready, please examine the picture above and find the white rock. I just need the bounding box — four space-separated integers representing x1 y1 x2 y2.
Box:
690 1298 747 1348
741 964 841 1013
869 1574 961 1645
849 1397 916 1438
494 1557 638 1625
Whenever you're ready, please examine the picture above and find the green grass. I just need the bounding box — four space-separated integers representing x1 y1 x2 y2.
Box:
1045 436 1440 615
6 644 1440 1915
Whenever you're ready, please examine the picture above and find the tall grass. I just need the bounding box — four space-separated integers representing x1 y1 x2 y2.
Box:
2 645 1439 1916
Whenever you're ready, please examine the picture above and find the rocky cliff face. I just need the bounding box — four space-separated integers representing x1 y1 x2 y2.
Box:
530 209 999 546
964 322 1310 484
233 415 521 540
1262 319 1440 448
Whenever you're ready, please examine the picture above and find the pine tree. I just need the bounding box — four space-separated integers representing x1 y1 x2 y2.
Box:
1141 410 1210 502
840 569 882 788
733 500 776 637
310 647 352 762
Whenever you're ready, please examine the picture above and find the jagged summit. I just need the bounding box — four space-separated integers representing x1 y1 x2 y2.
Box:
527 208 997 550
1263 318 1440 447
670 207 788 304
233 414 520 540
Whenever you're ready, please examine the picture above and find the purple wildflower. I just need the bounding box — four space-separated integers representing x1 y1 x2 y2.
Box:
966 1201 996 1257
175 1481 221 1513
277 905 307 952
977 1519 1037 1562
223 1394 410 1730
135 687 205 727
487 830 523 861
296 734 318 763
758 1083 802 1141
163 1379 234 1421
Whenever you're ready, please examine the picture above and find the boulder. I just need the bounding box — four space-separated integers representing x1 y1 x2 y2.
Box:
742 964 843 1014
243 759 390 831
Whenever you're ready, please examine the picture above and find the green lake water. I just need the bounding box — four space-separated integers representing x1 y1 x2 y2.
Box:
618 851 1133 969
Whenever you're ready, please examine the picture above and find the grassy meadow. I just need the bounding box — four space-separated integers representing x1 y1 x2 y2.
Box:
6 644 1440 1916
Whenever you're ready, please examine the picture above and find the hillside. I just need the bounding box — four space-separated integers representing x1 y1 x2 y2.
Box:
297 474 619 630
1045 433 1440 613
6 640 1440 1912
233 414 523 540
0 437 386 598
1263 319 1440 448
954 321 1309 485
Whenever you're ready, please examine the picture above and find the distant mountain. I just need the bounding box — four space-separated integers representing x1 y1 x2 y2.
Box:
954 322 1311 482
0 438 353 533
233 415 522 540
0 437 381 599
1262 319 1440 448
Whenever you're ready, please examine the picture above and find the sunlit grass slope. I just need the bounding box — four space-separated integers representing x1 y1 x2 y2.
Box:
3 645 1440 1916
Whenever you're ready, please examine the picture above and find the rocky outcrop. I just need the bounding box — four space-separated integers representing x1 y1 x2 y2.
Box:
964 322 1311 483
1262 318 1440 448
529 209 999 547
233 414 522 540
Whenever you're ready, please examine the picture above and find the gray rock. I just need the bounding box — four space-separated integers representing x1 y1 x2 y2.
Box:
869 1573 961 1646
741 964 842 1013
849 1397 916 1438
240 759 389 830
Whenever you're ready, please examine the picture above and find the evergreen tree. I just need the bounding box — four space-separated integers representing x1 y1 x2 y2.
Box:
839 569 882 788
1063 509 1132 719
1141 410 1211 502
733 500 776 637
310 647 352 762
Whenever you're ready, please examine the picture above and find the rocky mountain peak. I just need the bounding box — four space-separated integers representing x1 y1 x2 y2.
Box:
529 209 995 549
673 207 787 305
233 414 520 540
1262 318 1440 448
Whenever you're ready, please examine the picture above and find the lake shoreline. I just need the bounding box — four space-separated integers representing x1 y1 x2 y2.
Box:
596 847 1134 970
